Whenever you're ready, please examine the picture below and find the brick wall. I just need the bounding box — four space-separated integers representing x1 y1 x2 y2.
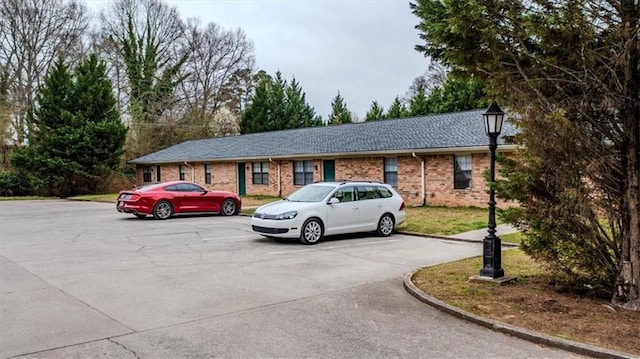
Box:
135 150 514 208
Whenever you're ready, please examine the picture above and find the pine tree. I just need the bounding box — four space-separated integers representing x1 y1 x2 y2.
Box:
285 77 318 128
11 55 126 196
386 96 408 119
240 73 273 134
409 82 429 116
69 54 127 192
412 0 640 310
365 101 385 121
240 71 320 133
328 92 351 124
269 71 288 130
425 76 488 113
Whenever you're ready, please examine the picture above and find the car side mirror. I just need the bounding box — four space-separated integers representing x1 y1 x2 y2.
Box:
328 197 340 205
201 190 208 195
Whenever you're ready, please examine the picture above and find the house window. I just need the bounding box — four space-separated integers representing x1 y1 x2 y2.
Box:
294 160 314 185
179 164 186 181
454 155 472 189
204 164 212 184
252 162 269 185
384 157 398 187
143 166 152 182
156 165 161 182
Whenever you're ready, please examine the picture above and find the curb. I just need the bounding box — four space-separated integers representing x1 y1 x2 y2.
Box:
403 270 638 359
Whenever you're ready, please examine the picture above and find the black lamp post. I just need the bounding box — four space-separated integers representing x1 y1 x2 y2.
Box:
479 102 505 279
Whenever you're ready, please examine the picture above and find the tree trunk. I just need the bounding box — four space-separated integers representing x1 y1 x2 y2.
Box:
612 0 640 311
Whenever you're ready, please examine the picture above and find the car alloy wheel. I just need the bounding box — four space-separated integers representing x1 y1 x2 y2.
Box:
300 218 323 245
221 199 237 216
153 200 173 220
377 214 395 237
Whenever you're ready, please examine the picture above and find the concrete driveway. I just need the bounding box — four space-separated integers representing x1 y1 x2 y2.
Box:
0 200 580 358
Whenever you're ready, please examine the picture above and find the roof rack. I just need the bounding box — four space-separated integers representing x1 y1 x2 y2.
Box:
337 179 382 184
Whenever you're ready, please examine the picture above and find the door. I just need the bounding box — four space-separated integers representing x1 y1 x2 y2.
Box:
355 185 385 230
181 183 214 212
325 186 359 234
323 160 335 182
237 163 246 196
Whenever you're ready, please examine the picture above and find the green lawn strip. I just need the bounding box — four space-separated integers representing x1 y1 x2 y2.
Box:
70 193 118 202
500 232 523 245
398 206 494 235
0 196 54 201
241 195 281 207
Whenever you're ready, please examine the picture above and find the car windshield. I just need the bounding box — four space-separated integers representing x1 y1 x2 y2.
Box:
286 185 335 202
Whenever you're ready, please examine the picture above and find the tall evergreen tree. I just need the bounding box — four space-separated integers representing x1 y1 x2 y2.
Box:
328 91 351 124
240 73 273 134
11 55 127 196
268 71 288 129
68 54 127 192
412 0 640 310
285 77 320 128
365 101 385 121
409 82 429 116
425 76 488 113
240 71 319 133
386 96 408 119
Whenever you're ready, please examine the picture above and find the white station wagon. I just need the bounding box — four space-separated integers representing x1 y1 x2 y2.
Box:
251 181 406 244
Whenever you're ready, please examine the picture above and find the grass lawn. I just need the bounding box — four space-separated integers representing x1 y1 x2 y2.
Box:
0 196 53 201
397 206 492 235
412 249 640 356
70 193 118 202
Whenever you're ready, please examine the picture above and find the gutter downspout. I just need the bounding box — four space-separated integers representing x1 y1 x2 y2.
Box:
184 161 194 182
269 158 281 197
412 152 426 206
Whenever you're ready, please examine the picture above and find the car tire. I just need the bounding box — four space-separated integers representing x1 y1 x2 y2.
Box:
299 218 323 245
221 199 237 216
153 200 173 220
134 214 146 219
377 213 395 237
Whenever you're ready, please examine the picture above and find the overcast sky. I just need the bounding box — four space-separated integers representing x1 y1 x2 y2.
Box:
87 0 429 119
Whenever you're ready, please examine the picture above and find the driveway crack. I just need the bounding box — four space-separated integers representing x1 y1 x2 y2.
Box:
108 338 141 359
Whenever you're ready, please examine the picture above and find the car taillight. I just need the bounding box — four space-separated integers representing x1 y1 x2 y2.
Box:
399 201 405 211
119 194 140 201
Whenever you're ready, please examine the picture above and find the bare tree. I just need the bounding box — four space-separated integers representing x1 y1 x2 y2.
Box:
99 0 189 159
0 0 89 144
179 19 255 128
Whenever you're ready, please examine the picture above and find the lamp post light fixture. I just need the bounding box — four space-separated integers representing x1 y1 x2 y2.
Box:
478 102 507 280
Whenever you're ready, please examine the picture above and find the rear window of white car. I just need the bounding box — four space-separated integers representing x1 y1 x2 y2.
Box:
376 186 393 198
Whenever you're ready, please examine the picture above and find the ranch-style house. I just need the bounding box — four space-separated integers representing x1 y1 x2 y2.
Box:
129 109 517 207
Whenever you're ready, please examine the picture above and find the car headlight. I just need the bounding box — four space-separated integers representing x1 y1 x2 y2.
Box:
275 211 297 220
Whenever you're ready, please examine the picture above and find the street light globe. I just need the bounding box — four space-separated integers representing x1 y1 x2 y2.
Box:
483 102 505 136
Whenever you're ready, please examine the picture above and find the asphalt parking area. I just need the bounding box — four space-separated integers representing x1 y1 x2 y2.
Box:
0 201 579 358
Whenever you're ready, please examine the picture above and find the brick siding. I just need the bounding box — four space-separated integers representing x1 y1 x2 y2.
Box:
135 151 513 208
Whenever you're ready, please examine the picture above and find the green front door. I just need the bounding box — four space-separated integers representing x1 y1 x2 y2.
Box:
323 160 335 182
237 163 246 196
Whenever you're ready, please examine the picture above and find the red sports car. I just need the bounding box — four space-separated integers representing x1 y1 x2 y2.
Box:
116 181 242 219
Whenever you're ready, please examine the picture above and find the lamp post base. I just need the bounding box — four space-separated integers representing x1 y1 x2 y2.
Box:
469 275 517 285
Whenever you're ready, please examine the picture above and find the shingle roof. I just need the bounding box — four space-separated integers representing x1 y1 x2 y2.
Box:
130 109 517 164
